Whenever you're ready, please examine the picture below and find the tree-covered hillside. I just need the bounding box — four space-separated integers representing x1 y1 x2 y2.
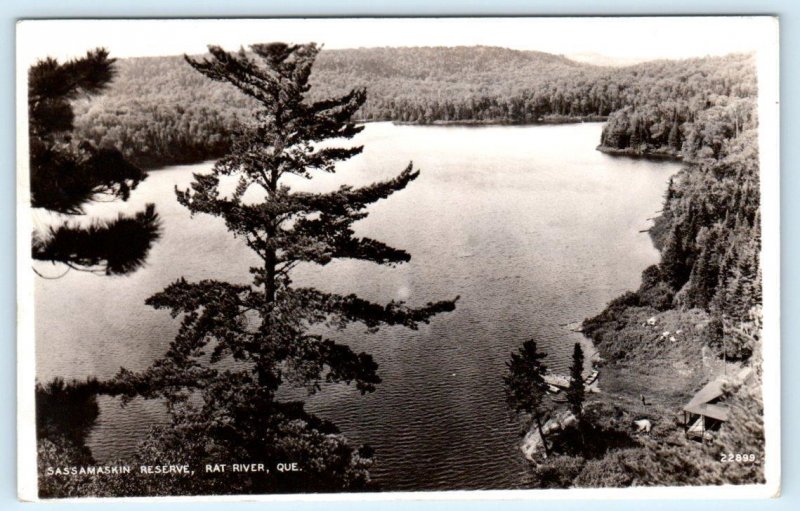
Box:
73 46 595 168
598 56 756 160
71 47 755 169
572 50 763 488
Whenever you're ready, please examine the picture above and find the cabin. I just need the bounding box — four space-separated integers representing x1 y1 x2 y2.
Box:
682 379 729 441
682 368 753 441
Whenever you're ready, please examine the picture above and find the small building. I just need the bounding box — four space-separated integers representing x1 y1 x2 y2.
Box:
682 378 729 441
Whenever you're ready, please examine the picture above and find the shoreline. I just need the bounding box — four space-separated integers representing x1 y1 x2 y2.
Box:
140 119 625 171
522 145 682 460
391 115 608 127
595 145 683 162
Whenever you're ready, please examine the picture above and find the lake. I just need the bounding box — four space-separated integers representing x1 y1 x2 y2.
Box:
34 122 680 491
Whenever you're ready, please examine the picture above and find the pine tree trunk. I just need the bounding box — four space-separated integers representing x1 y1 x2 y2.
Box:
265 250 276 304
265 163 279 306
259 165 279 387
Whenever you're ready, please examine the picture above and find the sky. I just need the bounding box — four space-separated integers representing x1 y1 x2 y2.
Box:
17 17 777 67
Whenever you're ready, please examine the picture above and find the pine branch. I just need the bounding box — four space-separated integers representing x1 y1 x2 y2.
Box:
32 204 161 275
146 278 258 364
287 145 365 175
104 362 218 404
184 47 280 105
31 137 147 214
290 162 420 213
288 287 458 331
283 335 381 394
28 48 116 109
28 47 161 285
330 236 412 265
177 164 421 266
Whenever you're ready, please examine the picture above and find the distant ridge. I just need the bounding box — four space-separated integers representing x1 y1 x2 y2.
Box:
70 46 754 169
565 52 649 67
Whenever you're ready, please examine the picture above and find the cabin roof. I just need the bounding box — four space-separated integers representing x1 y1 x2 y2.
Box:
682 379 729 421
684 402 729 422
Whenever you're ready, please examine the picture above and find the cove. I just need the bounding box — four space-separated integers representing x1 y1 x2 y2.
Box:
35 122 681 490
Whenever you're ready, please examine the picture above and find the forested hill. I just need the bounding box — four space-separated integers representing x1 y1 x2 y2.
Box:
71 46 754 169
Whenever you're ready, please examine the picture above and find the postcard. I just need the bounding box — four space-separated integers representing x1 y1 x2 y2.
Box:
16 17 780 501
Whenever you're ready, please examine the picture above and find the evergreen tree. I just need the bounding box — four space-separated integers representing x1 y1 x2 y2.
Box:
29 48 160 276
660 222 691 291
706 314 725 353
687 226 721 309
668 119 681 151
566 343 585 419
630 116 642 149
504 339 551 457
105 42 457 495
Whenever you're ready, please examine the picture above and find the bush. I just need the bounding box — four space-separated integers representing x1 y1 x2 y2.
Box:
638 281 675 311
531 455 585 489
573 452 636 488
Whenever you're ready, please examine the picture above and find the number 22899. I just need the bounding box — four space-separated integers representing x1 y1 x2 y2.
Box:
720 453 758 463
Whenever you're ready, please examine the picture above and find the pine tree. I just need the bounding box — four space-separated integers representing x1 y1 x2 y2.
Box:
105 42 457 495
668 119 681 151
660 222 691 291
630 116 642 149
687 226 721 309
504 339 551 457
566 343 585 419
29 48 160 276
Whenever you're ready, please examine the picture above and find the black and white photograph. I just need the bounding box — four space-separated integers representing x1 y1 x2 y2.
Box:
16 17 780 500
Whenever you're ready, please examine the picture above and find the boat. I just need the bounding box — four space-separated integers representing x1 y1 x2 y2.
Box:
544 374 570 389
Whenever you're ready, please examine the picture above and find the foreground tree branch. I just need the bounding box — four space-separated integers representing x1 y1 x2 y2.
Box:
29 48 161 276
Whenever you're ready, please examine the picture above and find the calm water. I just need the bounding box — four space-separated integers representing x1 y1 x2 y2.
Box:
34 122 680 491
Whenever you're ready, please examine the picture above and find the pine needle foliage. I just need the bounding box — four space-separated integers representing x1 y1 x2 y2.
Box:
29 48 160 275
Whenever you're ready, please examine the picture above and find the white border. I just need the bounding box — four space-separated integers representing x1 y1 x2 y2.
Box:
755 14 782 501
16 18 36 504
16 16 781 502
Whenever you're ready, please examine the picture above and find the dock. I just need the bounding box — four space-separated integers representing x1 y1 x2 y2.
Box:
544 369 599 394
544 374 570 390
